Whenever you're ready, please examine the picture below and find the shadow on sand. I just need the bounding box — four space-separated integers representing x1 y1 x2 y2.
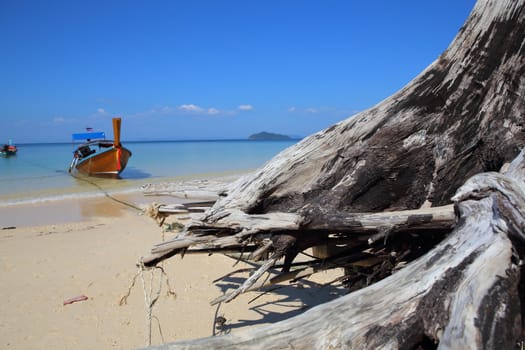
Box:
213 267 347 334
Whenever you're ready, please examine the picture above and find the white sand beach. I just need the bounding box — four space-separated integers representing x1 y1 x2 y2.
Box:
0 190 345 349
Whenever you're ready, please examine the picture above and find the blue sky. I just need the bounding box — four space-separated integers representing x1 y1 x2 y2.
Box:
1 0 476 143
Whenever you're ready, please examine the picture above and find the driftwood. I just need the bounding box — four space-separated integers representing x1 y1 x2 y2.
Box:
141 178 236 200
143 152 525 349
141 0 525 348
144 204 456 267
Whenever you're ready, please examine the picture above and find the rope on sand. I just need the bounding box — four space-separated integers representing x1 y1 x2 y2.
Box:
139 260 162 346
144 203 169 226
120 259 176 346
71 173 143 211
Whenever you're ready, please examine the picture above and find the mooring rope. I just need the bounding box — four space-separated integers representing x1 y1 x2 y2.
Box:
9 155 143 212
70 173 143 211
120 259 176 346
18 157 182 346
139 260 159 345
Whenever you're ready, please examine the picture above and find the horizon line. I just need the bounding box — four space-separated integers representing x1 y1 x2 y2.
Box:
13 136 304 145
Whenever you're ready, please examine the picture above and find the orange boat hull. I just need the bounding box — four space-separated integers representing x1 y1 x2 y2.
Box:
74 147 132 177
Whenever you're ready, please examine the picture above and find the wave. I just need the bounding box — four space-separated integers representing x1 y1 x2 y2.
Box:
0 186 142 208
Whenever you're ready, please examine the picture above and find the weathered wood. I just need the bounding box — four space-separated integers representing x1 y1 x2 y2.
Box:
301 204 456 232
141 178 236 200
144 0 525 268
142 149 525 350
211 255 281 305
142 205 455 266
140 0 525 348
156 204 214 214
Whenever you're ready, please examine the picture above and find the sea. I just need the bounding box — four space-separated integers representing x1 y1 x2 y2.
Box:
0 139 299 207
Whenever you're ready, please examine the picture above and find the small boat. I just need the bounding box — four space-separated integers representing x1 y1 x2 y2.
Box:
68 117 132 178
1 141 17 158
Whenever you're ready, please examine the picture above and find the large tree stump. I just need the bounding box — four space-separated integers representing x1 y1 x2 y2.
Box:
144 0 525 267
141 0 525 348
143 151 525 349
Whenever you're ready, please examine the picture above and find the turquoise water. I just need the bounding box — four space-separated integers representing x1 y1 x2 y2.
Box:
0 140 299 205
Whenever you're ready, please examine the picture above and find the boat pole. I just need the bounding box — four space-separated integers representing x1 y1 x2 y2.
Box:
112 117 122 147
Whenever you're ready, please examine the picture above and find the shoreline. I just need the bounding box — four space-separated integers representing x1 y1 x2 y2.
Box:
0 170 247 228
0 178 345 349
0 169 250 207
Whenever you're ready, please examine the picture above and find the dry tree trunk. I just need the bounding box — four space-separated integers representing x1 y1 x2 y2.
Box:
141 0 525 348
143 151 525 349
200 0 525 216
144 0 525 266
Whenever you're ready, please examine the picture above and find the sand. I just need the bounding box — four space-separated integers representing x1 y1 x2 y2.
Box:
0 192 345 349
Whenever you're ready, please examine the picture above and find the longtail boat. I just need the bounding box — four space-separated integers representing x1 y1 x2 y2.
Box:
1 141 17 158
68 117 132 178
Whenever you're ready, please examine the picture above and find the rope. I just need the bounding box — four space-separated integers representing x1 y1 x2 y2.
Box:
120 259 176 347
70 173 143 211
17 151 184 345
143 203 168 226
8 155 143 212
139 260 158 345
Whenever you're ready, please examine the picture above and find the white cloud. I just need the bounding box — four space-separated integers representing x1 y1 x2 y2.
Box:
179 104 204 113
97 108 106 114
179 104 222 115
53 117 65 123
238 104 254 111
287 106 317 113
133 103 260 119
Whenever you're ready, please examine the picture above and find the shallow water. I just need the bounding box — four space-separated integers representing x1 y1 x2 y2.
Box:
0 139 299 205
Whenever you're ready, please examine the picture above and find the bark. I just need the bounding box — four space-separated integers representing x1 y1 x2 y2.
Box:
140 0 525 348
144 0 525 266
207 0 525 218
142 151 525 349
143 205 455 266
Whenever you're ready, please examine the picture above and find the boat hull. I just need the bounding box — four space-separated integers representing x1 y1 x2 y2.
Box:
72 146 131 177
1 145 17 158
0 150 17 158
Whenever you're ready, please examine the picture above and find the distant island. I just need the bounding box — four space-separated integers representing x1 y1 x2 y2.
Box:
248 132 292 141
